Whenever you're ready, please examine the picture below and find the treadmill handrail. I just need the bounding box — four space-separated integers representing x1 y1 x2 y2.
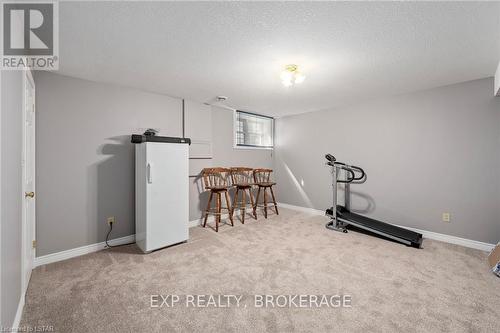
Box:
325 154 366 183
338 167 355 183
344 164 366 183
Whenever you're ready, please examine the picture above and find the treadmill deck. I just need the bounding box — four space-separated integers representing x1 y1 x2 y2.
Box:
326 206 423 248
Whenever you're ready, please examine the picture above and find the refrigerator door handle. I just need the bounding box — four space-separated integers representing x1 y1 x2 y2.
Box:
147 163 153 184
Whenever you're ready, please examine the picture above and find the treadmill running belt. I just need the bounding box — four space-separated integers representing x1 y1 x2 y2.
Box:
336 206 423 247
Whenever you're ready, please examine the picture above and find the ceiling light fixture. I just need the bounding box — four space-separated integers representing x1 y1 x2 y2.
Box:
280 64 306 87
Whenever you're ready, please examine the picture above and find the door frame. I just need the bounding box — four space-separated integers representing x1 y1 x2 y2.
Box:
0 67 2 324
21 68 36 293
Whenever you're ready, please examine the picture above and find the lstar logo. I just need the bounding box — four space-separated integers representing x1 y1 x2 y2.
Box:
1 1 58 69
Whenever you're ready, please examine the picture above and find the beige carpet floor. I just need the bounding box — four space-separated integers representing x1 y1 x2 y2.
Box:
21 208 499 332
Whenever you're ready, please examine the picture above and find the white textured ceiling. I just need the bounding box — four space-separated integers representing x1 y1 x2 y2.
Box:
57 1 500 117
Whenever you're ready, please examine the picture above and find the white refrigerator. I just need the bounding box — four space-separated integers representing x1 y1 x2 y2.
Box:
134 136 190 253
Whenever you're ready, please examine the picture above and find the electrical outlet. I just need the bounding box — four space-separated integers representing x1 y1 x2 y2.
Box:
107 216 115 225
442 213 450 223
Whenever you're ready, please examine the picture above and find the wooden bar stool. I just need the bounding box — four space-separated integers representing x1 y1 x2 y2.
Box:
202 168 234 232
230 167 257 223
253 168 279 218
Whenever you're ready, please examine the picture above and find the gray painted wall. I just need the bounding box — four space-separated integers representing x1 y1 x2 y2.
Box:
35 72 182 256
35 73 273 256
1 71 23 327
275 78 500 244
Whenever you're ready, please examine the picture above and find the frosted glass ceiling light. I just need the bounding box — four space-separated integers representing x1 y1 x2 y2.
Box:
281 64 306 87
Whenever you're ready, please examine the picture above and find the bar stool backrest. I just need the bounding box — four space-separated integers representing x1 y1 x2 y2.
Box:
202 168 231 189
253 168 273 183
230 167 253 185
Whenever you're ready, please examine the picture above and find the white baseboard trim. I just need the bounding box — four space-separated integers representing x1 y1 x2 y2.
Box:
189 218 202 228
12 290 26 330
34 235 135 268
397 225 494 252
33 215 234 268
278 202 324 216
278 202 495 252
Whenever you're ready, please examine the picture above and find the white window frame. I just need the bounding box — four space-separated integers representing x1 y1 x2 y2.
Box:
233 110 274 150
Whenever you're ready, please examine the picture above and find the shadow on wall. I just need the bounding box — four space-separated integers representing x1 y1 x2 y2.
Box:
88 135 135 243
337 171 376 214
275 154 376 214
277 158 315 208
349 190 376 214
193 174 209 222
193 172 238 224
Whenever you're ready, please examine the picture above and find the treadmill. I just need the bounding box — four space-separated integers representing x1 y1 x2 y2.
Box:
324 154 423 248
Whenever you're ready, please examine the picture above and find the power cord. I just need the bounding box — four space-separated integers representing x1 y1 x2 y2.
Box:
105 221 135 248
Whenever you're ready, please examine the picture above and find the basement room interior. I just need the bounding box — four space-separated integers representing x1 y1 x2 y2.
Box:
1 1 500 332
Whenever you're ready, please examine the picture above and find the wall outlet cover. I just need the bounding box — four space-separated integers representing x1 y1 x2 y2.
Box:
442 213 451 223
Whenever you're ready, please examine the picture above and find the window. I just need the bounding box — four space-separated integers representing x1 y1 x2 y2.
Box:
234 111 274 149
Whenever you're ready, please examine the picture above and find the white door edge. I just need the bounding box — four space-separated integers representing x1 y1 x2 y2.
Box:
21 68 36 295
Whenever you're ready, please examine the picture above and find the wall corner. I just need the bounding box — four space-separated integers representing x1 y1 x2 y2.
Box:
495 62 500 96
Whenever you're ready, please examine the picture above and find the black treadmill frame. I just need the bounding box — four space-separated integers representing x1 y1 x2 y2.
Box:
325 154 423 248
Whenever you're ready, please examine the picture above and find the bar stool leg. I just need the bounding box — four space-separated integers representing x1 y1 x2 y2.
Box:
263 187 268 219
232 187 239 216
224 191 234 226
216 192 221 232
270 186 279 215
248 188 257 219
203 191 213 228
241 188 247 224
254 187 261 218
233 188 242 224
